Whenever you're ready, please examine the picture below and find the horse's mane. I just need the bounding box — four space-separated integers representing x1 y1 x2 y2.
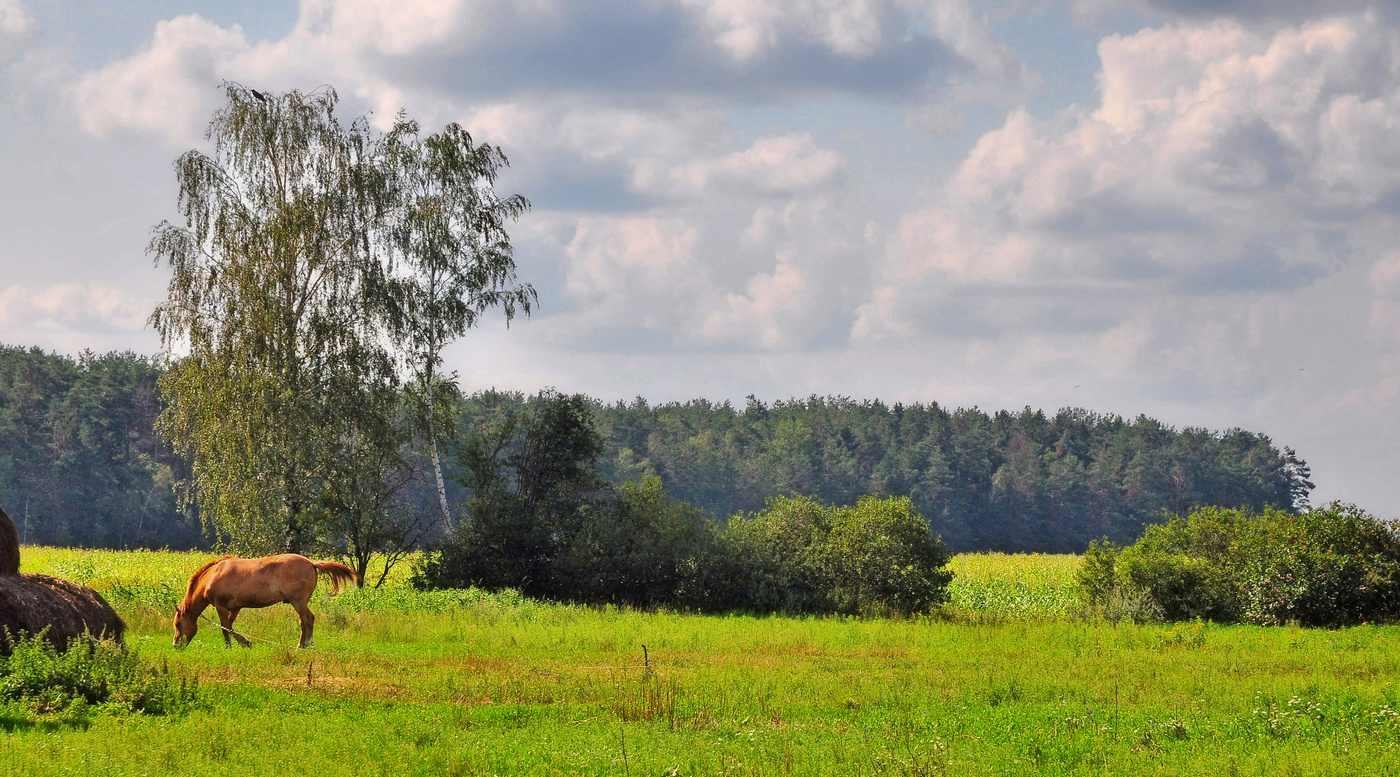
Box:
181 556 230 606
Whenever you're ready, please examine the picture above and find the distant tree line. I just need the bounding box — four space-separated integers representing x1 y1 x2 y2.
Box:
0 346 199 548
481 392 1314 553
0 350 1315 558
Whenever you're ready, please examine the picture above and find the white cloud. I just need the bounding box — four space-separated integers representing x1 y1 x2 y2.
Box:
700 253 810 348
681 0 887 60
0 283 149 334
863 13 1400 343
640 132 844 198
74 15 252 143
564 216 701 311
292 0 477 57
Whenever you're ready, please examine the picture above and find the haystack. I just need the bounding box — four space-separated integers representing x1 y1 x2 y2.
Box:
0 505 126 654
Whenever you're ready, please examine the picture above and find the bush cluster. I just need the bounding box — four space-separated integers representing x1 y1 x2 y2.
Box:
0 632 199 717
417 485 954 616
718 495 953 615
415 390 954 616
1077 503 1400 626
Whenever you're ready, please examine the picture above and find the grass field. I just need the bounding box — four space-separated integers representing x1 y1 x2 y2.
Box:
4 547 1399 775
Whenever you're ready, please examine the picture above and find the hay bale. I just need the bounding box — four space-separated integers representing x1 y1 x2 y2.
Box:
0 505 17 576
0 504 126 654
0 574 126 653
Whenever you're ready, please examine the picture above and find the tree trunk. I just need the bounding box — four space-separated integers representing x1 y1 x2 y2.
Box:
431 437 453 531
423 368 454 531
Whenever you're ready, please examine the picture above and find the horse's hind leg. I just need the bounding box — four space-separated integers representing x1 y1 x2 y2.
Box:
292 600 316 649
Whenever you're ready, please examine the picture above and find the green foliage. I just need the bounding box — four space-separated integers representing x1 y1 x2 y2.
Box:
415 390 612 596
379 119 534 528
423 395 727 610
722 495 953 616
0 347 198 549
151 84 401 554
1242 503 1400 626
555 476 719 608
1076 539 1117 606
720 495 833 613
0 633 198 717
1079 503 1400 626
466 393 1315 554
150 84 532 558
424 398 954 615
823 496 953 615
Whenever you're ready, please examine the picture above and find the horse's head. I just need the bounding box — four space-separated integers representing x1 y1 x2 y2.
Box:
172 605 197 648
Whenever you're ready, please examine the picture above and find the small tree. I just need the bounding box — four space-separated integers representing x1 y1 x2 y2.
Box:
415 390 608 595
822 496 953 615
152 85 534 554
554 475 719 608
313 389 434 588
380 121 534 530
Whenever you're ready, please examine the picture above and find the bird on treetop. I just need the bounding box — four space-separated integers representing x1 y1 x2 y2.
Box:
250 89 268 102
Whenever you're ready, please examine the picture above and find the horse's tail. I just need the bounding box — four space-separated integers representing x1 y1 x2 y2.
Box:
312 561 360 595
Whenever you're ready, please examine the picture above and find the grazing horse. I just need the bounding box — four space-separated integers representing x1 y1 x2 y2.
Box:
173 555 359 649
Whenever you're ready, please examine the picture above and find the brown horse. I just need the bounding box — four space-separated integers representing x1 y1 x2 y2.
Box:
173 555 359 649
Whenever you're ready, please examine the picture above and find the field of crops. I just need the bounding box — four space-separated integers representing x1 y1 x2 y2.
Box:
5 547 1399 775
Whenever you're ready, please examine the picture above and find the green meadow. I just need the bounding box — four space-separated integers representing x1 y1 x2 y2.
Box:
4 547 1399 776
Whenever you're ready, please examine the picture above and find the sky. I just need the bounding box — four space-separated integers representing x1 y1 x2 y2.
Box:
1 0 1399 515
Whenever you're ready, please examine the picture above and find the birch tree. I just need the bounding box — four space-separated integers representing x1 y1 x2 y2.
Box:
151 84 395 553
380 119 534 530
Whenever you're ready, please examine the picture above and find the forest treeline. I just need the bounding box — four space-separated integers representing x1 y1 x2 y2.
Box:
0 344 1314 554
482 392 1315 553
0 346 198 548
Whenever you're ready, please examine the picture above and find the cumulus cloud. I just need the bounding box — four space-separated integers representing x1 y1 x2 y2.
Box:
74 16 253 143
639 132 845 198
72 0 1033 143
1132 0 1384 22
863 13 1400 345
59 0 1034 355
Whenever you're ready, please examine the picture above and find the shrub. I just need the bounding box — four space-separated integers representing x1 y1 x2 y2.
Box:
1076 539 1117 607
418 477 722 608
822 496 953 615
0 632 198 717
420 482 954 617
722 495 954 616
1114 515 1244 622
720 495 836 614
554 476 721 608
1242 503 1400 626
1077 503 1400 626
414 491 562 594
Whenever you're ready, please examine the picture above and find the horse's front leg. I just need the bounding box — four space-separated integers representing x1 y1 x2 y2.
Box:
216 606 236 648
226 607 251 648
292 600 316 649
